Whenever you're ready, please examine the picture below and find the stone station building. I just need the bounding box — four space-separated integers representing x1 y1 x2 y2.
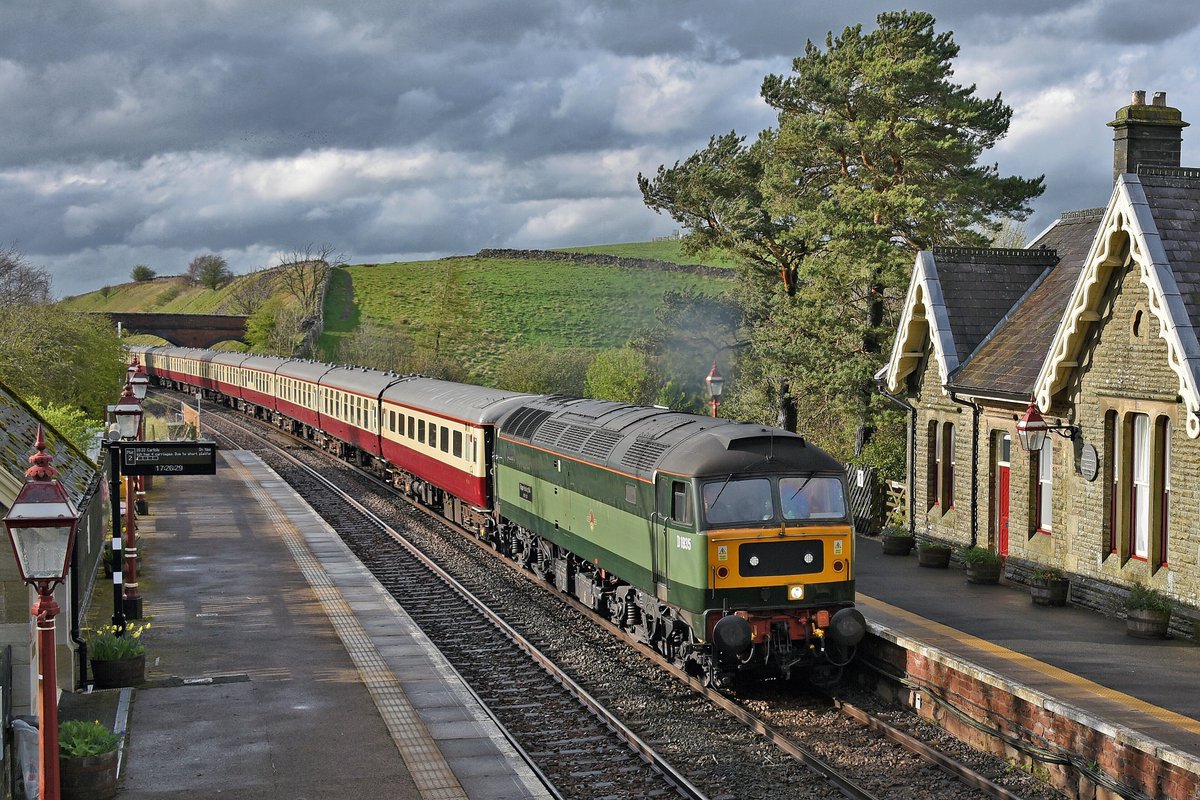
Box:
880 91 1200 626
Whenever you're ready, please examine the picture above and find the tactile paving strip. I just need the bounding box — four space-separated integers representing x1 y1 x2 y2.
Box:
229 455 470 800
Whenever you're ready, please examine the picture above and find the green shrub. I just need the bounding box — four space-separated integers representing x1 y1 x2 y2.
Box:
87 623 149 660
881 527 913 538
1126 583 1172 614
1031 566 1065 582
59 720 121 757
959 546 1002 567
918 540 951 553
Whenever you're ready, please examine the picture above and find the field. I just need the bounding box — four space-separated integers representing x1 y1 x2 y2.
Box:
59 272 271 314
556 239 737 268
319 255 731 381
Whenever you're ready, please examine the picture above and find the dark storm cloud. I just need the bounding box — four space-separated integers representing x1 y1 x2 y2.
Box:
2 1 1200 295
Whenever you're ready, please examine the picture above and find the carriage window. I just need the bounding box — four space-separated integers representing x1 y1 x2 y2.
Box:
389 410 396 432
453 431 463 458
440 426 450 453
418 419 425 443
780 476 847 520
429 424 437 449
408 416 415 439
671 481 691 524
702 478 773 524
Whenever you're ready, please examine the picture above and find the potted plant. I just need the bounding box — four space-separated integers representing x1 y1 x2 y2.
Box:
880 528 915 556
917 540 952 568
1030 566 1070 606
60 719 121 800
88 622 150 688
1125 583 1172 639
960 546 1003 584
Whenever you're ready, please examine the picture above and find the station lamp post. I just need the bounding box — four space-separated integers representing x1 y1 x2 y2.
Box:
1015 395 1077 453
113 384 144 619
705 361 724 418
128 362 149 402
3 426 81 800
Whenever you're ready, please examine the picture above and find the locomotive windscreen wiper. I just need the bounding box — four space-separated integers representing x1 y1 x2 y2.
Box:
787 472 815 501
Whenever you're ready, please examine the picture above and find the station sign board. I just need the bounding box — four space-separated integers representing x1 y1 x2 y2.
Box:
119 441 217 476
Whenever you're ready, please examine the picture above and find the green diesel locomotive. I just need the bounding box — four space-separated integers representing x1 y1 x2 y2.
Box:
491 396 865 685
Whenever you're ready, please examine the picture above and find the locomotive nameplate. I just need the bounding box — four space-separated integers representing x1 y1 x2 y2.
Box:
120 441 217 476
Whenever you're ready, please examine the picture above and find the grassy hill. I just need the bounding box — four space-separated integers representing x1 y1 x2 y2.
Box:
556 239 738 268
320 251 730 381
60 244 735 382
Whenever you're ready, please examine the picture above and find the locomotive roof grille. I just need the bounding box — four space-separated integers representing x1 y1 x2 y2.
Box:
558 424 591 452
580 429 622 459
621 437 669 472
532 419 568 447
504 406 554 440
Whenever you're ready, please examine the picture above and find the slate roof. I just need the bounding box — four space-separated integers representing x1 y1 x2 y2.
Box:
949 210 1104 397
933 247 1058 365
1137 166 1200 330
0 382 97 509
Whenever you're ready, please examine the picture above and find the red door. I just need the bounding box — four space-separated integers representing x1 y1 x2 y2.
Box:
996 431 1011 556
997 466 1010 556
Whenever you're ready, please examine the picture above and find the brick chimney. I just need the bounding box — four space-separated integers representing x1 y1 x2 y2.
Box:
1108 90 1188 183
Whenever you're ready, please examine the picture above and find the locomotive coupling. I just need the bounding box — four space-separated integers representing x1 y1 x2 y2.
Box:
828 607 866 647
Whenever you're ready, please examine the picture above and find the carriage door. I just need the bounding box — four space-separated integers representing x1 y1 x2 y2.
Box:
995 432 1011 556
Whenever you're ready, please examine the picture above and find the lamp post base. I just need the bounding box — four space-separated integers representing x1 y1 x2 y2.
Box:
123 595 143 620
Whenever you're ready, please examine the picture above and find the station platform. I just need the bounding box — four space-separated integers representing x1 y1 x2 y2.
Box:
854 536 1200 796
66 449 551 800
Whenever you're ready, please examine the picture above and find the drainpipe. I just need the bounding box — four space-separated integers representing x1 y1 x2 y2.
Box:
875 383 917 535
948 392 981 547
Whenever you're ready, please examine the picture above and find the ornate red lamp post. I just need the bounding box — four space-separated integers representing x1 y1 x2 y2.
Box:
113 384 144 618
705 361 724 418
3 426 81 800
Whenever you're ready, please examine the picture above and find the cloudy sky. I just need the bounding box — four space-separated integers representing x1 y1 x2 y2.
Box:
5 1 1200 297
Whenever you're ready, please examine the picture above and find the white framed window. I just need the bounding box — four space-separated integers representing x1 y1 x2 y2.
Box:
1132 413 1150 559
1037 436 1053 532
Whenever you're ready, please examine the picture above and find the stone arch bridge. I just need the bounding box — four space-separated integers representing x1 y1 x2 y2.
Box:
90 312 249 348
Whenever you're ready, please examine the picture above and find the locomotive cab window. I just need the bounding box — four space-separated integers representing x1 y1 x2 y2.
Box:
703 478 773 525
671 481 692 525
780 475 847 521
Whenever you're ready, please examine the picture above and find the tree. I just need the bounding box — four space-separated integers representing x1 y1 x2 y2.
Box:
0 245 52 307
223 273 276 316
584 348 658 405
130 264 157 282
337 318 413 372
277 244 342 314
496 343 591 396
188 254 232 290
639 11 1043 470
0 303 125 419
27 396 101 454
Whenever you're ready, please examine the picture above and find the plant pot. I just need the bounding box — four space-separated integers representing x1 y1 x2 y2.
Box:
965 562 1002 584
881 536 914 556
91 653 145 689
917 547 951 568
1126 607 1171 639
1031 578 1069 606
61 749 119 800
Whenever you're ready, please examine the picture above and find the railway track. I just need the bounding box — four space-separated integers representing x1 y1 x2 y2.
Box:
176 393 1059 800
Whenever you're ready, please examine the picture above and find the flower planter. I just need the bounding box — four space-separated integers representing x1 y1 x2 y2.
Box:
1030 578 1069 606
61 749 119 800
881 536 914 556
917 547 951 568
1126 607 1171 639
965 562 1002 584
91 653 145 688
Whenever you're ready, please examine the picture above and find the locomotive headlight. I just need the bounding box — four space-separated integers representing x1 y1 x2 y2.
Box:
787 584 804 601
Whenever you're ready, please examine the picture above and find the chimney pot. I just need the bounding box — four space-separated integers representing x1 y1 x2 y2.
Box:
1133 89 1147 105
1153 91 1167 107
1109 91 1188 183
